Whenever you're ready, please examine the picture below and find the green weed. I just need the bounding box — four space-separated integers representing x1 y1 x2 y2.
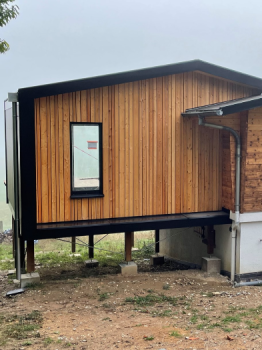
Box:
144 336 154 341
170 330 181 337
125 293 177 306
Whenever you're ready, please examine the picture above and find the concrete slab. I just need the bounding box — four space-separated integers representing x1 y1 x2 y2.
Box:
119 261 137 275
202 257 221 274
85 259 99 268
21 272 40 288
150 254 165 266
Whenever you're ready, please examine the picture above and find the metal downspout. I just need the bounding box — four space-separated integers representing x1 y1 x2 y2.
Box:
198 116 241 283
12 100 21 281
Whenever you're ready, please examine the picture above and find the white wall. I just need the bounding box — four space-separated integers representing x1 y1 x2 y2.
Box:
160 224 233 273
160 213 262 277
239 222 262 274
160 227 213 268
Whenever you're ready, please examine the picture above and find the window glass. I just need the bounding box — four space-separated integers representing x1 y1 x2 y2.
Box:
71 123 101 194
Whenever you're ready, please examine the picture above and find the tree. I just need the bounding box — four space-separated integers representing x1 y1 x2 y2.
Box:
0 0 19 54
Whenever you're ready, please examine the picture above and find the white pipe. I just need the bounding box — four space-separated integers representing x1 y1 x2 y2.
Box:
231 226 237 282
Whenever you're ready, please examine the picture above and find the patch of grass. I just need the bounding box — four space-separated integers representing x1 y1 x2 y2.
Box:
22 341 32 346
152 309 172 317
125 293 177 306
163 284 170 290
197 323 206 330
222 327 233 332
245 320 261 329
1 310 42 340
37 252 83 267
170 330 181 337
64 342 72 347
44 337 54 346
208 322 221 329
190 315 198 324
25 282 43 290
200 315 209 321
147 289 154 293
4 323 40 340
102 317 110 321
102 303 111 308
144 336 154 341
222 315 241 324
99 292 110 301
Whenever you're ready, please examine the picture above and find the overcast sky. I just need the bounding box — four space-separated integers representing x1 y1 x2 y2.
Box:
1 0 262 200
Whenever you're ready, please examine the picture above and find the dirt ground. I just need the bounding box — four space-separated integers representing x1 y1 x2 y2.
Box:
1 263 262 350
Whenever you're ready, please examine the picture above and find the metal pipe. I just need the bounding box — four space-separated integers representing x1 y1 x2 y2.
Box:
12 101 21 281
235 280 262 287
198 116 241 282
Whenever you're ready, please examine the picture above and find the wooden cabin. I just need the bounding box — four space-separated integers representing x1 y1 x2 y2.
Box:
5 59 262 283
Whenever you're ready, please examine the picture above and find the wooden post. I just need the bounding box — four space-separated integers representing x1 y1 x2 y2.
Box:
27 240 35 273
71 237 76 253
89 234 94 259
125 232 132 262
131 232 134 247
207 226 216 255
155 230 160 253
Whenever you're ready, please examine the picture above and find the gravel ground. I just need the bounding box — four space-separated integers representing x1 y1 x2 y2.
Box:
1 264 262 350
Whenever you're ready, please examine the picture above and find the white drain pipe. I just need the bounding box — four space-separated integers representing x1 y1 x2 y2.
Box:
198 116 241 282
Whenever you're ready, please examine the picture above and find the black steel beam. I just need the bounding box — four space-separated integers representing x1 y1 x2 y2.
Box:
32 211 231 241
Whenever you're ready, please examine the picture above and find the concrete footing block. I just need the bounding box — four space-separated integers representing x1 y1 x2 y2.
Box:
85 259 99 268
21 272 40 288
202 257 221 274
119 261 137 275
150 254 165 266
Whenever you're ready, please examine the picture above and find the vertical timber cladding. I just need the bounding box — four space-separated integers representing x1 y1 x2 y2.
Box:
35 72 257 223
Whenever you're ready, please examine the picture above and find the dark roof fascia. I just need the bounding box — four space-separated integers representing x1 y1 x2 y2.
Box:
182 95 262 117
18 59 262 100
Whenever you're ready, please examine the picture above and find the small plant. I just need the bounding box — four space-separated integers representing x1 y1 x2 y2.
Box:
102 317 110 321
22 341 32 346
99 293 110 301
147 289 154 293
125 293 177 306
25 282 42 290
200 315 209 321
197 323 206 330
65 342 72 347
190 315 198 324
144 335 154 341
170 330 181 337
163 284 170 290
222 315 241 324
44 337 53 345
223 327 233 332
152 309 172 317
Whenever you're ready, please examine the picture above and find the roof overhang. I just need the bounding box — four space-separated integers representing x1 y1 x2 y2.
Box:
182 94 262 117
18 59 262 100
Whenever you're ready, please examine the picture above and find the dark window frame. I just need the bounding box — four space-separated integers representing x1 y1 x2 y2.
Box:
70 122 103 199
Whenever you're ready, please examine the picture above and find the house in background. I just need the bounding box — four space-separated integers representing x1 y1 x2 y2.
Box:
4 59 262 285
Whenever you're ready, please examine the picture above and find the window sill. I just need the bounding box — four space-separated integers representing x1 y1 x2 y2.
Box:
70 193 104 199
